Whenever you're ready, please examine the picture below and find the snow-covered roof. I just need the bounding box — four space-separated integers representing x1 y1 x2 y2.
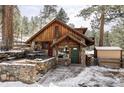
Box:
95 46 122 51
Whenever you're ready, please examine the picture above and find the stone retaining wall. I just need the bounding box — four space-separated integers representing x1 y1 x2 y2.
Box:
24 57 57 74
0 57 56 84
0 63 37 84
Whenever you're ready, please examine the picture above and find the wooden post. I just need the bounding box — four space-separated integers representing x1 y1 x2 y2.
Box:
120 50 123 68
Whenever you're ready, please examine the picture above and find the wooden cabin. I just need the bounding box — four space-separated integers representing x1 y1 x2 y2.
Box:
94 47 123 68
26 18 94 66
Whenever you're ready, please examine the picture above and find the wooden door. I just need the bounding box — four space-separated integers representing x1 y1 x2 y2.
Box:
71 47 79 64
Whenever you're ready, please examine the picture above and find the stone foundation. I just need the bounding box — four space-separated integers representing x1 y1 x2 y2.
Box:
0 63 37 84
0 57 56 83
58 58 71 66
25 57 56 74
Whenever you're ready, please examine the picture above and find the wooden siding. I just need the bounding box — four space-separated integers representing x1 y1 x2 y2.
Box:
30 22 84 43
97 50 121 59
57 38 79 47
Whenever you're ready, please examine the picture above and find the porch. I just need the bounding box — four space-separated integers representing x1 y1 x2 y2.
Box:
51 34 87 66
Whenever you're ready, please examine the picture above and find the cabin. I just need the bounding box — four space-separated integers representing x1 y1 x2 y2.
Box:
94 47 123 68
26 18 94 66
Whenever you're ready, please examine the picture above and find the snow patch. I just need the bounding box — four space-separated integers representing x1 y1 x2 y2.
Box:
53 66 123 87
0 81 42 87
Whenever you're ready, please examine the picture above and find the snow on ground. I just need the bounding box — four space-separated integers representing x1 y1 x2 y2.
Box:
0 81 42 87
53 66 124 87
1 66 124 87
38 65 84 87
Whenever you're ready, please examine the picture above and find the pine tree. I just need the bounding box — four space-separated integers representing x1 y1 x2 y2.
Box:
110 20 124 49
104 31 110 46
56 8 69 23
29 16 39 34
39 5 57 28
13 6 21 44
21 16 29 36
78 5 124 46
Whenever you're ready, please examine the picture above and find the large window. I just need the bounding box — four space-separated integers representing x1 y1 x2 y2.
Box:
42 42 49 49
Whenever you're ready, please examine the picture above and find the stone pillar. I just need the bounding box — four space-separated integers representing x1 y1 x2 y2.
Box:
56 46 59 64
31 41 35 51
53 45 58 65
80 46 86 67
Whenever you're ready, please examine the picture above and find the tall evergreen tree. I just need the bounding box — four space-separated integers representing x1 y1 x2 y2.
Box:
21 16 29 36
104 31 110 46
39 5 57 28
78 5 124 46
29 16 39 34
110 20 124 49
13 6 21 43
56 8 69 23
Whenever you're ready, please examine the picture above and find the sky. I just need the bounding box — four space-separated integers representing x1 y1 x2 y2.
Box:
18 5 115 31
18 5 91 29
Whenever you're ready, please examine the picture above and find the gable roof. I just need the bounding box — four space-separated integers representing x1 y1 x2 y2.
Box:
26 18 94 46
51 34 87 47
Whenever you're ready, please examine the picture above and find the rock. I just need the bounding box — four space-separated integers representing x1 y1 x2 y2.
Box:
6 75 10 81
78 83 88 87
9 76 15 81
94 84 100 87
0 74 7 81
0 57 56 84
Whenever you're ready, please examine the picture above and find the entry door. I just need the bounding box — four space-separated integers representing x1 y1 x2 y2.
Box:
71 47 79 64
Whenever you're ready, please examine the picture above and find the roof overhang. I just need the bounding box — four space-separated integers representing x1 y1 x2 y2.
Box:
51 34 87 47
26 18 94 46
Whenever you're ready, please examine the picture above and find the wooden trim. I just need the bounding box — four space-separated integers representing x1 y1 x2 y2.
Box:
26 18 94 45
51 34 87 47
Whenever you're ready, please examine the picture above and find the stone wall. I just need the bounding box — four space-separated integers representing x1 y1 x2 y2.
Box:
80 47 86 67
25 57 57 74
0 57 56 84
0 63 37 84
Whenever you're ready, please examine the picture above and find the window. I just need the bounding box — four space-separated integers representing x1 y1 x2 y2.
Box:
54 26 61 38
58 46 69 59
55 26 59 31
42 42 49 49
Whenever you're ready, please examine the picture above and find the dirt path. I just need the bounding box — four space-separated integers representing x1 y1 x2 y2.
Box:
38 65 84 86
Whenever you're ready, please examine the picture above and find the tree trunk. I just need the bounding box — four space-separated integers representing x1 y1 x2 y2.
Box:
2 5 14 51
99 7 105 46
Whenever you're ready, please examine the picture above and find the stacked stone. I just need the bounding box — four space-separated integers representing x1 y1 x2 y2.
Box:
0 53 8 62
0 57 56 84
0 63 37 84
26 57 56 74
